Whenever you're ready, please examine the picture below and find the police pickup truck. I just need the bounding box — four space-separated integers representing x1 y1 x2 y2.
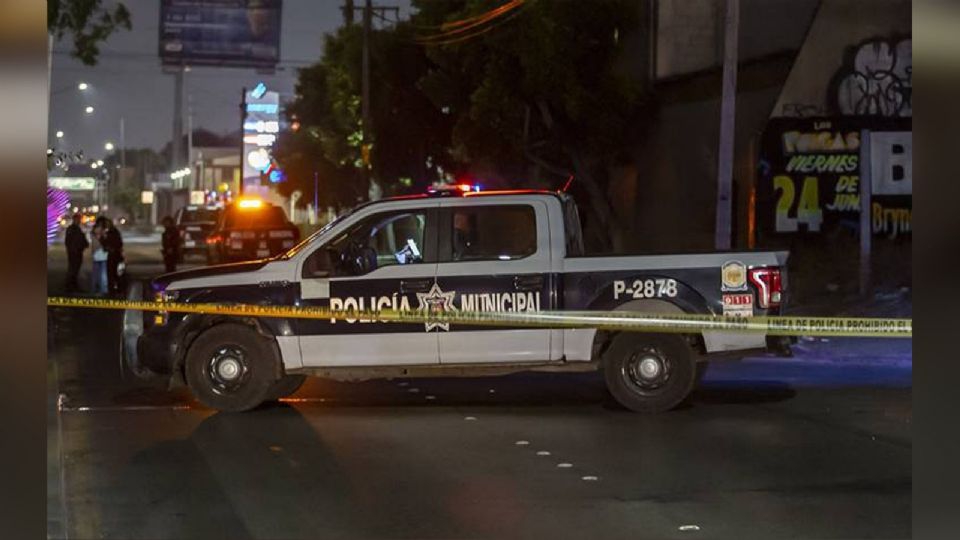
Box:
124 188 789 413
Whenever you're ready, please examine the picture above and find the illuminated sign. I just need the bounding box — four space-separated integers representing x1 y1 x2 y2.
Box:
242 88 280 187
242 120 280 134
141 191 155 204
243 134 277 146
159 0 282 69
246 103 278 114
48 177 96 191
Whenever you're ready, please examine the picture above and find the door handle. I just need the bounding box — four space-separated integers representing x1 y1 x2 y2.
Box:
400 279 434 293
513 275 544 291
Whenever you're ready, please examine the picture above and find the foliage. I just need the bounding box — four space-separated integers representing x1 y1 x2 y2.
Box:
274 21 455 210
48 0 132 65
279 0 651 250
415 0 651 249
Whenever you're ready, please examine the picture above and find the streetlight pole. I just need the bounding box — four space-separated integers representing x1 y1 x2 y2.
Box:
120 116 126 169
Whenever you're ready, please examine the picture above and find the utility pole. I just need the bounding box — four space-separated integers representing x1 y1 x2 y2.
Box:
187 93 194 191
714 0 739 250
119 116 126 169
859 129 872 296
172 66 184 170
239 86 247 196
356 0 398 201
342 0 355 25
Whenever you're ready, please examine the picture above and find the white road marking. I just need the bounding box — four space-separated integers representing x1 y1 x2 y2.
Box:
464 416 477 421
60 404 194 412
408 388 420 393
536 450 551 456
581 475 599 481
425 395 436 400
557 463 573 468
488 389 496 394
678 525 701 532
515 440 530 446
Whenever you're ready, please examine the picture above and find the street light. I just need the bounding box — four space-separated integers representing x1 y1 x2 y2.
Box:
56 130 64 138
104 142 114 151
96 160 104 167
91 162 99 169
85 106 94 114
78 82 88 91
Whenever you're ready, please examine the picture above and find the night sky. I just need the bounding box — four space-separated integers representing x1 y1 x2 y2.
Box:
48 0 413 161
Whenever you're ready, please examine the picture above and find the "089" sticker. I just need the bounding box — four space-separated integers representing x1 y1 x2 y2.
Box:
613 278 678 300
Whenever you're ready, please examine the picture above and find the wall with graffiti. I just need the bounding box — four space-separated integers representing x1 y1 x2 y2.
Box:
756 0 912 297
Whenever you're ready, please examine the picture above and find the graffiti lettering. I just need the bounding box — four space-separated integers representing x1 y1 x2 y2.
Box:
836 39 912 117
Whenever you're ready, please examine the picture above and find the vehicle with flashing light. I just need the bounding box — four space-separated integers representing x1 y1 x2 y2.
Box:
174 205 221 261
204 198 299 264
122 185 791 413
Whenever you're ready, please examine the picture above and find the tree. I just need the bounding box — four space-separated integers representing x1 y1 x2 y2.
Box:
274 20 455 210
48 0 131 65
414 0 651 251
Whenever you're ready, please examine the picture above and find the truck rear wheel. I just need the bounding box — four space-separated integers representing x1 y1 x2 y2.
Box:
266 374 307 401
603 333 696 413
185 323 279 412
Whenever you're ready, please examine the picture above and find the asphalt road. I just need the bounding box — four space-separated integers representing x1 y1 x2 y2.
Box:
47 239 912 539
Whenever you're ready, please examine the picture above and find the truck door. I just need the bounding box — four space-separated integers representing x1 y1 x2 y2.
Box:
297 205 440 367
434 200 556 364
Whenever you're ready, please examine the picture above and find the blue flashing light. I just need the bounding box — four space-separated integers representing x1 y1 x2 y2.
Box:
269 169 284 183
251 82 267 99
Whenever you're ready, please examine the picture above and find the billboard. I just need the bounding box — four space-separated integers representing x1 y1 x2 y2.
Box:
159 0 282 68
756 117 912 242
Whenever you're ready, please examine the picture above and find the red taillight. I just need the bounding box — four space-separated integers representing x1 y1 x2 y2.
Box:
748 267 783 309
206 235 221 244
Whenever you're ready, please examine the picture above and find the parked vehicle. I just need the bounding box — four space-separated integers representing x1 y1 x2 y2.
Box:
204 199 298 264
124 188 790 413
175 205 221 261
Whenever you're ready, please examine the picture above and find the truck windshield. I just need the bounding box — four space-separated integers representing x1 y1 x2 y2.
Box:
277 211 353 260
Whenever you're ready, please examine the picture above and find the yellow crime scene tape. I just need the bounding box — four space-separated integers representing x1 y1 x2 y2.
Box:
46 296 912 338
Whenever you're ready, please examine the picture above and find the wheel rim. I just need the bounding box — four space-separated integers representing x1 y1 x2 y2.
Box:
622 345 672 394
205 345 250 395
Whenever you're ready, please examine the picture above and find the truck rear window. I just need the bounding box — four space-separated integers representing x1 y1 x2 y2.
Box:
450 205 536 261
179 208 219 224
223 206 288 229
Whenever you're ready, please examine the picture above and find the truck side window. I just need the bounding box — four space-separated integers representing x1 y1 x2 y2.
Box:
303 211 427 277
450 206 536 262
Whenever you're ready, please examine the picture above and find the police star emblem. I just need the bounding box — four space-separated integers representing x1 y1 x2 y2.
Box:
416 283 457 331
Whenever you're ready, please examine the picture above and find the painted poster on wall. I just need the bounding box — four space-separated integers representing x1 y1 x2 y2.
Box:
756 117 911 243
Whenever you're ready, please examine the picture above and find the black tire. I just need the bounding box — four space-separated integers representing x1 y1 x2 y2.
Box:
266 374 307 401
185 323 279 412
603 333 697 413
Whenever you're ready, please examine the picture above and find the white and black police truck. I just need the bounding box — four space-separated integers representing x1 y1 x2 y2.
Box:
123 188 791 413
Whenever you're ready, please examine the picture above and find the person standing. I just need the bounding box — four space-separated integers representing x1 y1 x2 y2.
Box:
102 218 125 294
161 216 180 273
90 217 109 294
64 214 88 293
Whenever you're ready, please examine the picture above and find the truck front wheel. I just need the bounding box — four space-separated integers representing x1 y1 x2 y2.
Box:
603 333 697 413
185 323 279 412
